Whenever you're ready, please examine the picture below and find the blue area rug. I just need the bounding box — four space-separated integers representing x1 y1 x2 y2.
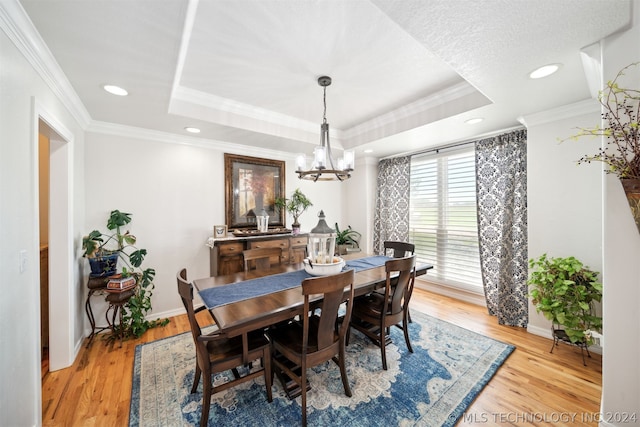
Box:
129 310 514 426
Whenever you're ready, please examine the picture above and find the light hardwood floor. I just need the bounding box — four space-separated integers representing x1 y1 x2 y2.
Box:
41 286 602 426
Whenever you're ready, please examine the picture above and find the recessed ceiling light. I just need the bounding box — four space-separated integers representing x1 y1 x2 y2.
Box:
103 85 128 96
184 127 201 134
465 118 483 125
529 64 561 79
364 149 373 153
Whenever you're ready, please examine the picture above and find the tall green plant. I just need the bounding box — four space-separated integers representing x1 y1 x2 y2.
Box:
528 254 602 345
83 210 168 339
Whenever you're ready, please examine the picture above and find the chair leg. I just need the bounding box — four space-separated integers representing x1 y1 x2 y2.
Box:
263 348 273 402
200 373 212 427
403 322 413 353
301 367 307 427
191 364 201 393
380 330 388 370
338 344 352 397
403 312 414 353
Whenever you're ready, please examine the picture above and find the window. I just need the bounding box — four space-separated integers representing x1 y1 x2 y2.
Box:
409 147 482 291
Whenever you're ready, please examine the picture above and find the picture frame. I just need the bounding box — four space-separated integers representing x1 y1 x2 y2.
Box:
224 153 286 229
213 225 227 239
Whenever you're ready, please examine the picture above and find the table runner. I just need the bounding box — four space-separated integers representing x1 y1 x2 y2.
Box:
198 255 390 309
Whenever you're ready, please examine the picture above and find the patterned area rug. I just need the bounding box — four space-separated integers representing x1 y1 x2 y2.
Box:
130 310 514 426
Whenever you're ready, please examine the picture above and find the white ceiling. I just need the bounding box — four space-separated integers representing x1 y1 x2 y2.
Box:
19 0 631 159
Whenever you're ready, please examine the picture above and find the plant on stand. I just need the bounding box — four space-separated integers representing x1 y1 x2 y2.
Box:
528 254 602 346
274 188 313 234
563 61 640 232
83 209 169 339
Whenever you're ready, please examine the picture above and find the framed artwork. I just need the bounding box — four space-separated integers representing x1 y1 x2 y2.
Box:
213 225 227 239
224 153 285 229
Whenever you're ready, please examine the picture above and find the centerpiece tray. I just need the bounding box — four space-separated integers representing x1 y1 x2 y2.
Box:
231 228 292 237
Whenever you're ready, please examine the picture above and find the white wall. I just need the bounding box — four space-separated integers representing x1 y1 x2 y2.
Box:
524 101 603 337
84 132 344 320
600 6 640 424
0 21 86 427
342 155 379 253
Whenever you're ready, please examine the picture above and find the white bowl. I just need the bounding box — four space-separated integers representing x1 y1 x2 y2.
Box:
303 257 345 276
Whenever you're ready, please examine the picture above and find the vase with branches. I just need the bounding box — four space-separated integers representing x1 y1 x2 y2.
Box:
563 61 640 231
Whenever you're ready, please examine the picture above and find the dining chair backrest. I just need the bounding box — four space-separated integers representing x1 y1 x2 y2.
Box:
383 240 415 258
302 269 355 353
177 269 207 357
384 255 416 318
243 247 282 272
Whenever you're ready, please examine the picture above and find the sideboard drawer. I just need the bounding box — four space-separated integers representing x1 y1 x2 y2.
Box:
218 242 244 256
249 238 290 250
290 236 308 247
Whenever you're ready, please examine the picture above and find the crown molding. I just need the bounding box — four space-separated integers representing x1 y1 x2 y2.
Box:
87 120 296 160
172 85 322 134
518 98 600 128
0 0 91 128
343 81 484 140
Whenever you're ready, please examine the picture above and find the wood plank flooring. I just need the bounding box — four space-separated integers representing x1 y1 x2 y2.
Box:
41 287 602 426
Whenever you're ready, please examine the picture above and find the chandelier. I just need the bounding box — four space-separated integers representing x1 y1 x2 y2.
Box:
296 76 355 181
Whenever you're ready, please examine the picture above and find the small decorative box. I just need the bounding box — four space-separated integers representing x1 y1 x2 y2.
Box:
106 275 136 293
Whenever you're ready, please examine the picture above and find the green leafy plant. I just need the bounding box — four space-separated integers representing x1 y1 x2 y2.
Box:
274 188 313 227
82 210 168 339
528 254 602 345
563 62 640 179
334 223 361 246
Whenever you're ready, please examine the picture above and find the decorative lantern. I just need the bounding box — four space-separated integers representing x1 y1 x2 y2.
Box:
307 210 336 264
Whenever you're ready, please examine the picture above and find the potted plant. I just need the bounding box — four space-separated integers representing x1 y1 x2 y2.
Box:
274 188 313 234
334 223 361 255
564 62 640 232
528 254 603 347
82 210 168 339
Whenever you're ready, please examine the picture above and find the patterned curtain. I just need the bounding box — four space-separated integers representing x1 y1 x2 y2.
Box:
373 156 411 254
476 129 528 327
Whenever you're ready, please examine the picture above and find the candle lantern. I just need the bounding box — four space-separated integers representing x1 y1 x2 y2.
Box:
307 210 336 264
256 208 269 233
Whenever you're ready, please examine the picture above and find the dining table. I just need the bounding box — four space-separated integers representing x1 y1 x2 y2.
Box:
193 253 433 398
193 253 433 349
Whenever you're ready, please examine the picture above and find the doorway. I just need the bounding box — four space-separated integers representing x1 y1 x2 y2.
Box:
38 132 50 378
35 101 75 373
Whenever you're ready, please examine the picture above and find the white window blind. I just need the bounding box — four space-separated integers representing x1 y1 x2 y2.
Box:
409 147 482 291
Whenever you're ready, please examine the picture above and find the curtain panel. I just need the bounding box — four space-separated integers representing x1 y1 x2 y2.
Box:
373 156 411 254
475 129 528 327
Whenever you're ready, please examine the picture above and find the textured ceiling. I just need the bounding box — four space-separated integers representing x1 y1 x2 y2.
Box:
19 0 631 159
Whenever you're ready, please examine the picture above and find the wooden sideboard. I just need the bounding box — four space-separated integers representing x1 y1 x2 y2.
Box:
209 233 308 276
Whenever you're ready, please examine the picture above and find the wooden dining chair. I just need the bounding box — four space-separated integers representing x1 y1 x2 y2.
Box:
383 240 416 323
349 255 416 370
243 247 283 272
268 269 355 427
176 268 273 427
383 240 415 258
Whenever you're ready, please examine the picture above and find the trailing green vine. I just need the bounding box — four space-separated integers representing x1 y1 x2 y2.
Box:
528 254 602 345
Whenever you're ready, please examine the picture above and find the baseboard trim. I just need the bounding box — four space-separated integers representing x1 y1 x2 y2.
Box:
415 278 487 307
